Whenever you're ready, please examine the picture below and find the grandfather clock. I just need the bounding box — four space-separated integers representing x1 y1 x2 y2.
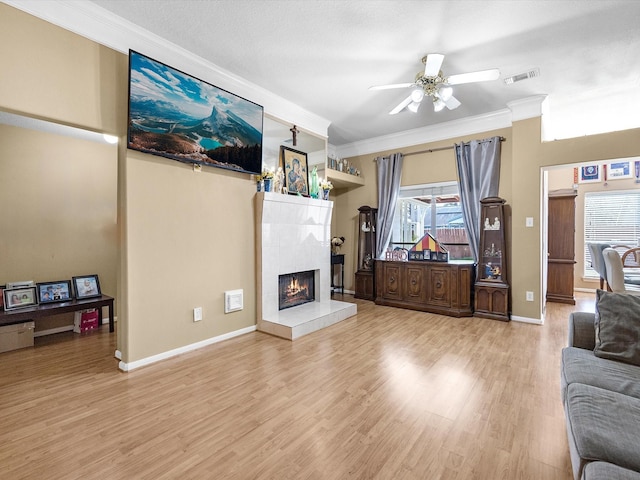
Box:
474 197 510 321
354 206 377 300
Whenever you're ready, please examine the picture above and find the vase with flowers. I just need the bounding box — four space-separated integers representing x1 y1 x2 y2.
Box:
320 179 333 200
261 168 274 192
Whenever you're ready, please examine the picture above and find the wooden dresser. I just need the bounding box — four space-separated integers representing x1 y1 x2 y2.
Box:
374 260 475 317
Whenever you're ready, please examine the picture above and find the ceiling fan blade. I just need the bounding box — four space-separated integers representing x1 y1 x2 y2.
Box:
447 68 500 85
444 95 461 110
389 95 413 115
369 83 414 91
424 53 444 77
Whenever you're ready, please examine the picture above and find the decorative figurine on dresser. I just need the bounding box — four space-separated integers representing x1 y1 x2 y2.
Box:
354 206 377 300
474 196 510 321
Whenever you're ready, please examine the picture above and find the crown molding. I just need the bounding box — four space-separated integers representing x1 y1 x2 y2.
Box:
507 95 548 122
335 108 513 159
3 0 331 137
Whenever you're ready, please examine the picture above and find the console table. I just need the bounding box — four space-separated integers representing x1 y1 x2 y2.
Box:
0 295 115 332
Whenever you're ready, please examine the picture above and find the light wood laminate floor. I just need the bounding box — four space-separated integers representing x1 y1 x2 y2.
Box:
0 294 595 479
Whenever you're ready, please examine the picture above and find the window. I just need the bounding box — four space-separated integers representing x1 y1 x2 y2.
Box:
584 190 640 278
389 182 472 260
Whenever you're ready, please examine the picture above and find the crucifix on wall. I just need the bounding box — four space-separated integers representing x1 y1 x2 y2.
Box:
290 125 299 146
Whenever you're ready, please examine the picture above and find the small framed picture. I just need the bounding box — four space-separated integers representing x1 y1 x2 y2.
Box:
36 280 73 304
72 274 101 299
408 251 424 261
579 164 600 183
606 161 633 180
281 145 309 196
4 286 38 310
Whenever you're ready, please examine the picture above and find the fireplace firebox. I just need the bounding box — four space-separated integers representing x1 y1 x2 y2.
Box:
279 270 315 310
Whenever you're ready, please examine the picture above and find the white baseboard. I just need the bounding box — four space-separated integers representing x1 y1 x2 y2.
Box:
34 325 74 337
118 325 257 372
511 315 543 325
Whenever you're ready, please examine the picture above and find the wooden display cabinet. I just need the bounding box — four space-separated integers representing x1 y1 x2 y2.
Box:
475 197 510 321
354 206 377 300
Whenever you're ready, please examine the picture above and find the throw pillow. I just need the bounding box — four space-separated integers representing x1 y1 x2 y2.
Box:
594 289 640 366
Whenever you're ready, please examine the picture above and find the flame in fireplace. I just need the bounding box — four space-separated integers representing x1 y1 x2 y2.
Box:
286 276 307 298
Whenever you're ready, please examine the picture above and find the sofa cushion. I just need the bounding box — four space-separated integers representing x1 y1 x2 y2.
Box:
594 289 640 366
565 383 640 479
561 347 640 404
583 461 640 480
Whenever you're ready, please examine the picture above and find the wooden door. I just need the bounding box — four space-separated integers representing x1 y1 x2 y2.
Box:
546 191 577 304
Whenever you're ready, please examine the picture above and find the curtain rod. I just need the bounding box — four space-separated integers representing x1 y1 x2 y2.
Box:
373 136 506 160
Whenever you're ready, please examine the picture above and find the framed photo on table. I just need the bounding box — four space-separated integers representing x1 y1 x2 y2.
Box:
36 280 72 304
72 274 101 300
281 146 309 196
4 286 38 310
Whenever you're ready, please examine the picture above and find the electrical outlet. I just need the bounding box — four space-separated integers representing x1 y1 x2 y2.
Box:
525 217 534 227
193 307 203 322
526 291 534 302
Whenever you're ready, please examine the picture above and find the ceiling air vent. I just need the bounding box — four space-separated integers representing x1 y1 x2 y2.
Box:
504 68 540 85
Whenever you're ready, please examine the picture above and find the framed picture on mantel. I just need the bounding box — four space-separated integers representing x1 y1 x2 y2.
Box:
281 146 309 196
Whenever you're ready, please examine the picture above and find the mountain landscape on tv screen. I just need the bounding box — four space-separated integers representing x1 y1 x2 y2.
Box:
127 51 263 174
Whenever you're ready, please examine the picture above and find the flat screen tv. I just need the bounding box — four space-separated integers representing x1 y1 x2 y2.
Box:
127 50 263 175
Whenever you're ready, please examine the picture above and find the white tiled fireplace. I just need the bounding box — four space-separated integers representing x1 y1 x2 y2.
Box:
255 192 357 340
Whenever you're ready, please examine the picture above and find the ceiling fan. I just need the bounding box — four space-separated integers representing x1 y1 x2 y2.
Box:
369 54 500 115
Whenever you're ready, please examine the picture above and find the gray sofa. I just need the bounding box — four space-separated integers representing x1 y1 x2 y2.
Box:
562 301 640 480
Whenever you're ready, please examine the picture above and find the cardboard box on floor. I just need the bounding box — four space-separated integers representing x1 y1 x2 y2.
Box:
0 321 34 353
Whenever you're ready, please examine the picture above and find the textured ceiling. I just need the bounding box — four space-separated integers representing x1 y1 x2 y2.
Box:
87 0 640 145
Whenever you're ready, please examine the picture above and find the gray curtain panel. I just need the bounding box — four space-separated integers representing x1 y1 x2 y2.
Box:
376 153 404 258
455 137 501 262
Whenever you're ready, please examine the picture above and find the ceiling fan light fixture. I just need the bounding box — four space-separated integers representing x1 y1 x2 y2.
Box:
407 101 421 113
433 98 446 112
410 88 424 102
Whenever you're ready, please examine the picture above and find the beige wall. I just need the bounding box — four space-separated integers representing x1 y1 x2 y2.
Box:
1 4 259 364
0 4 122 135
124 151 257 361
335 118 640 320
0 123 117 332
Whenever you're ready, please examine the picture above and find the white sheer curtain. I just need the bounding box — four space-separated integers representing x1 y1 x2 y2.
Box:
455 137 502 262
376 153 403 258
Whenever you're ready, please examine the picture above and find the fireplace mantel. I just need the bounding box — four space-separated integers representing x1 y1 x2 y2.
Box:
255 192 356 339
